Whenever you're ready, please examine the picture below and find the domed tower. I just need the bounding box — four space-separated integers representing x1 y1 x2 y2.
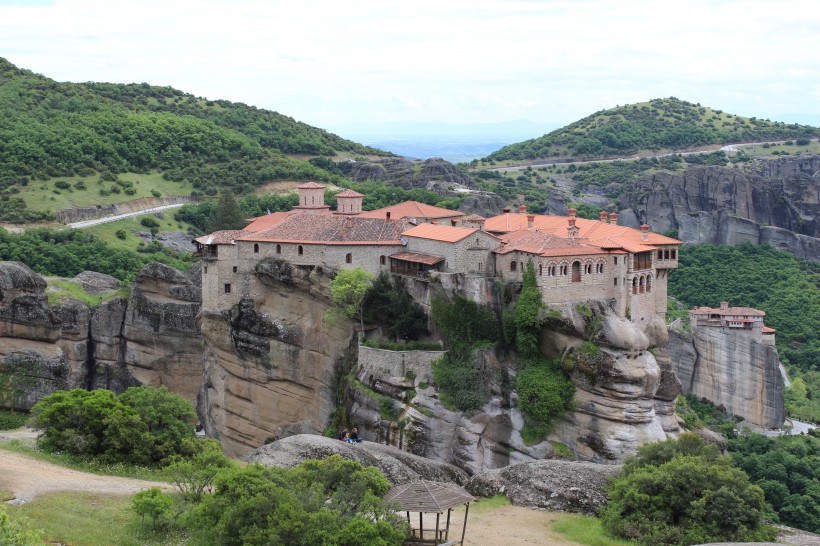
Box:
294 182 331 214
334 189 364 215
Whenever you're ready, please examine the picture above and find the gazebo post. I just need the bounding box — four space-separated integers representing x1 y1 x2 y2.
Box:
460 502 470 545
419 512 424 541
445 508 452 542
435 512 440 544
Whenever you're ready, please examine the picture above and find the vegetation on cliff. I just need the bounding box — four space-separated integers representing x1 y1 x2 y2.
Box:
602 433 776 545
668 243 820 422
0 228 195 281
486 97 818 161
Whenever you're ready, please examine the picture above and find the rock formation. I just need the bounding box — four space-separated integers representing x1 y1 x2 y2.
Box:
620 158 820 259
465 459 619 514
669 323 785 429
243 434 468 485
0 260 203 410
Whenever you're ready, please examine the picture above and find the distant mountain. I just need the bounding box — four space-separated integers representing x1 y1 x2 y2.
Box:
486 98 819 162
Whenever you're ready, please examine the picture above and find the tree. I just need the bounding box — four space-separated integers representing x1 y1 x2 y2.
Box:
514 260 544 358
132 487 173 530
328 267 372 331
207 193 246 232
602 434 777 545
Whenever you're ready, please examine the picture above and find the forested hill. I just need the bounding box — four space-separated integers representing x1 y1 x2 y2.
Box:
486 97 819 161
0 58 388 194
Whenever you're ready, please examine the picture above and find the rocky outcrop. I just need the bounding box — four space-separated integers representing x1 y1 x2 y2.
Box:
465 459 619 514
0 260 203 410
198 265 354 457
547 303 680 463
669 324 785 429
243 434 468 485
348 157 479 192
620 158 820 259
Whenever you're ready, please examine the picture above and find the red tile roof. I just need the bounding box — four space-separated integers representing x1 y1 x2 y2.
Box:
238 215 411 245
691 306 766 317
243 212 294 233
401 223 481 243
335 189 364 198
389 252 445 265
193 230 251 245
496 229 624 257
462 214 486 222
297 182 325 189
762 326 776 333
357 201 465 220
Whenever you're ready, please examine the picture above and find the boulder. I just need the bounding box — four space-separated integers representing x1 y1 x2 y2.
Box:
465 459 620 514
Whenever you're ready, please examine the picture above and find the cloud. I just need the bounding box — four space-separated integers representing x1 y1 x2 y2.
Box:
0 0 818 132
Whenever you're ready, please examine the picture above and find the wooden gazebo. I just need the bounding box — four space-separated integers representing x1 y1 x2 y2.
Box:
384 480 475 546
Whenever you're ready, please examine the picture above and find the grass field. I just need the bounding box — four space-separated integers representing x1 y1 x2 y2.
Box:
6 491 192 546
82 213 195 254
552 514 635 546
16 171 193 213
45 278 126 307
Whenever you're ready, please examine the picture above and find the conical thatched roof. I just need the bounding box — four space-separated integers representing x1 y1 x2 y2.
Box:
384 480 475 512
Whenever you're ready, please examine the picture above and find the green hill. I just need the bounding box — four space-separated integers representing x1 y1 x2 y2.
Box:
486 98 818 162
0 58 390 222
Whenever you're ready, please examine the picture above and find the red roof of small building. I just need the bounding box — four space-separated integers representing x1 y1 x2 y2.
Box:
297 182 325 189
357 201 465 221
389 252 445 265
762 326 776 333
193 230 252 245
243 212 294 233
335 189 364 198
691 306 766 317
496 229 621 257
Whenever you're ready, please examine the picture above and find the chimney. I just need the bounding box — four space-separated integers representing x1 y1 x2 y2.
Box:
431 220 439 225
568 208 577 218
567 217 579 239
518 204 527 214
640 224 649 241
720 301 729 311
527 214 535 228
385 211 391 223
609 212 618 225
600 211 609 222
346 216 353 228
502 207 511 213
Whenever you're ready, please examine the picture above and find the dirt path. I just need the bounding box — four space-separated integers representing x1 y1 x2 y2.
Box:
0 447 170 505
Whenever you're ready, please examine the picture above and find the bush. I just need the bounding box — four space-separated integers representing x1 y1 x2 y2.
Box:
54 180 70 190
132 487 173 529
30 386 198 466
602 434 777 545
151 189 162 197
139 216 160 229
516 359 575 431
0 409 28 431
0 505 43 546
115 229 127 240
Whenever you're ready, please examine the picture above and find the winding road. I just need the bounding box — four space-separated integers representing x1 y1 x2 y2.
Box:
67 203 186 229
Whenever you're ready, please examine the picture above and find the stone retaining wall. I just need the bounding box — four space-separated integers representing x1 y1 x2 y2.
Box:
56 196 202 223
357 345 446 384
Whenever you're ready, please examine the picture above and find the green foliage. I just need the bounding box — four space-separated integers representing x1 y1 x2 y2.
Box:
430 295 500 412
140 216 161 229
362 272 428 341
207 193 246 232
132 488 173 530
328 267 373 330
188 456 407 545
164 440 235 504
516 359 575 436
0 505 43 546
603 433 776 545
0 409 28 430
552 514 635 546
115 229 127 240
488 97 817 161
728 432 820 533
30 386 198 466
514 261 544 358
0 228 195 281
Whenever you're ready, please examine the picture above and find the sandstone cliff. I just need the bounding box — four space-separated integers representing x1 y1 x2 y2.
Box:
669 323 785 429
620 157 820 259
0 261 203 410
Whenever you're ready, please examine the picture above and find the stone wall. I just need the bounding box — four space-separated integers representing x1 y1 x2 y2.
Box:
357 346 446 385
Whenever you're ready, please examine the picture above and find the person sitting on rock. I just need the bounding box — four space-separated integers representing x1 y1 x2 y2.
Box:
349 427 362 443
339 428 348 442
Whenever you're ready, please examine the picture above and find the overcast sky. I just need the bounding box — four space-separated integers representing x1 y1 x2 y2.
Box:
1 0 819 138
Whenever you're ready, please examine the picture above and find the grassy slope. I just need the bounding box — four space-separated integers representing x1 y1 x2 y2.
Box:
485 97 818 161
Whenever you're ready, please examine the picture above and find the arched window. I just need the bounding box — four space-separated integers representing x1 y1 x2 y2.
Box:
646 275 652 293
276 244 281 254
639 276 645 293
632 277 638 294
298 245 304 255
253 243 259 253
380 255 386 265
510 261 517 272
572 261 581 283
346 253 352 264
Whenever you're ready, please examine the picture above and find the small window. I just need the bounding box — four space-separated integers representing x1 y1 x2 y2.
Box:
298 245 303 255
658 250 663 260
380 255 386 265
510 261 517 272
614 257 618 265
232 266 237 273
254 243 259 253
345 253 352 264
539 264 543 276
671 249 677 260
276 244 281 254
204 266 208 274
614 278 618 286
632 278 638 294
224 284 231 294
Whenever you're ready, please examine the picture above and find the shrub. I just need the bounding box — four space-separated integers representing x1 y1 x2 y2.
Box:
516 359 575 431
0 505 43 546
602 434 777 545
140 216 160 229
115 229 127 240
132 487 173 529
54 180 70 190
151 189 162 197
